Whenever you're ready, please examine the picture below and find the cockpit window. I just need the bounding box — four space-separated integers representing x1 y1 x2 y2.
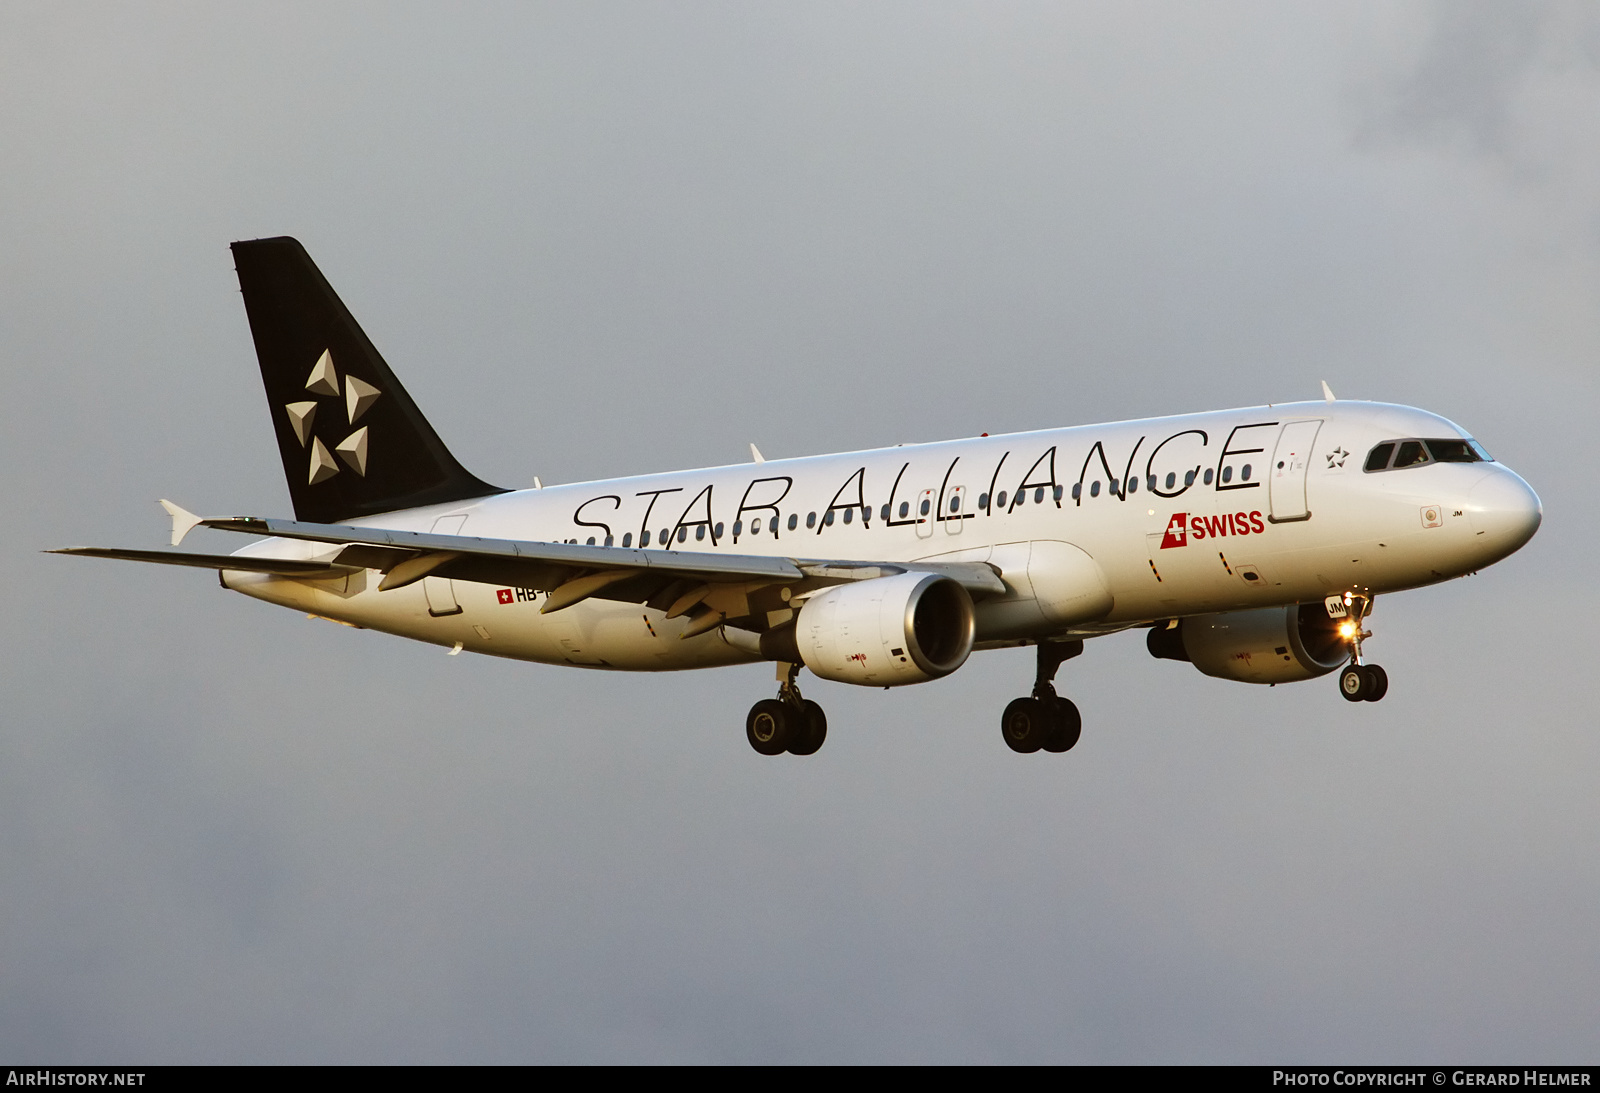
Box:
1393 440 1429 468
1427 438 1483 463
1364 437 1491 472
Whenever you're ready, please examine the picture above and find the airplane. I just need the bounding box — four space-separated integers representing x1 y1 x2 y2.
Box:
53 237 1543 757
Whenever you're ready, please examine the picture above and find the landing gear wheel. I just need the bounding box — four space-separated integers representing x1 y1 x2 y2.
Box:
1042 697 1082 753
746 698 794 755
1002 697 1049 753
788 699 828 755
1340 665 1369 702
1362 664 1388 702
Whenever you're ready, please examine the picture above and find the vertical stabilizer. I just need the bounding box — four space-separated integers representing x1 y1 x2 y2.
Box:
231 237 505 522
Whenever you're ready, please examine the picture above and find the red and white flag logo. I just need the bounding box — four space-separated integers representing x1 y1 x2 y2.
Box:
1160 512 1188 549
496 588 514 604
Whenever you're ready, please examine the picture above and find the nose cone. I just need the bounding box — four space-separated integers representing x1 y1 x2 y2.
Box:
1466 467 1542 563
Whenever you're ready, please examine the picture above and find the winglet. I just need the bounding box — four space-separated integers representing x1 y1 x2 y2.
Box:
1320 380 1336 403
159 499 204 547
750 443 765 464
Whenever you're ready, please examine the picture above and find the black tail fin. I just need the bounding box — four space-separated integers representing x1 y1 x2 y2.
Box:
231 237 505 523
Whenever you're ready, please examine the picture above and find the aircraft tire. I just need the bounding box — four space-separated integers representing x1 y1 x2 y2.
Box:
1042 697 1082 753
1339 666 1369 702
1001 697 1049 753
1363 664 1388 702
788 700 828 756
747 699 793 756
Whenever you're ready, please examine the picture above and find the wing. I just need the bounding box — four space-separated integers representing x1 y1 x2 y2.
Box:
47 546 357 578
201 513 1004 637
53 506 1005 639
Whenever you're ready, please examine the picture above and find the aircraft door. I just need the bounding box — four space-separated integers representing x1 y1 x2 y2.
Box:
425 514 467 616
1268 420 1322 523
944 485 966 534
915 489 936 539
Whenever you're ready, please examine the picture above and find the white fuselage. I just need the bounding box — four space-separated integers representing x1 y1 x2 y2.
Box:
221 400 1540 673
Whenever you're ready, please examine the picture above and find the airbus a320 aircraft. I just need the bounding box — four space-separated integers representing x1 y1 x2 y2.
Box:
55 238 1543 756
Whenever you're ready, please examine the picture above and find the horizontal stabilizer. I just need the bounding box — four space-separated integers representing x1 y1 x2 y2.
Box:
48 547 356 577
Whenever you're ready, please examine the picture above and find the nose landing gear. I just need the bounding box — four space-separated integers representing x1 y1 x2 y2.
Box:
1336 595 1388 702
746 662 828 756
1001 640 1084 754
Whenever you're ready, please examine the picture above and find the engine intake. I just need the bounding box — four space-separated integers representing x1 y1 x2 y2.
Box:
779 572 975 686
1148 604 1347 684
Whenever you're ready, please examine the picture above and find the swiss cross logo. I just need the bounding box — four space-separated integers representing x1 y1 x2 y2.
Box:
1160 513 1188 549
496 588 514 604
1160 510 1266 548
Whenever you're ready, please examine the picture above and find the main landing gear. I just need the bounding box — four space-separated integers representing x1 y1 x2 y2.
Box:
1336 594 1389 703
746 662 828 756
1001 640 1084 754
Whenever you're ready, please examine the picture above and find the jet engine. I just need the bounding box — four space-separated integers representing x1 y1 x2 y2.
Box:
765 572 975 686
1147 603 1347 684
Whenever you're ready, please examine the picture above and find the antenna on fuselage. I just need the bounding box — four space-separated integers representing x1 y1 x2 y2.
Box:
750 443 765 464
1321 380 1337 402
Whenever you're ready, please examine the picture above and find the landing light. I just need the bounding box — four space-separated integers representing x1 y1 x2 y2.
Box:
1339 622 1355 637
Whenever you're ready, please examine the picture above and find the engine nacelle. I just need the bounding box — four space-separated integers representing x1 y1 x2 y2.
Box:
789 572 975 686
1148 603 1347 684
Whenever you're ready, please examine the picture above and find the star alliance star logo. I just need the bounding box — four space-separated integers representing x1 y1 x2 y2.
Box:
1326 447 1349 469
283 350 381 485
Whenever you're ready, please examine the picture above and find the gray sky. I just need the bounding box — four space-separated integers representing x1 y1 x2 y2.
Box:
3 1 1596 1063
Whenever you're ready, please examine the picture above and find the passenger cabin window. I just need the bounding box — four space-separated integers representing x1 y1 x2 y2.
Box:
787 514 797 531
